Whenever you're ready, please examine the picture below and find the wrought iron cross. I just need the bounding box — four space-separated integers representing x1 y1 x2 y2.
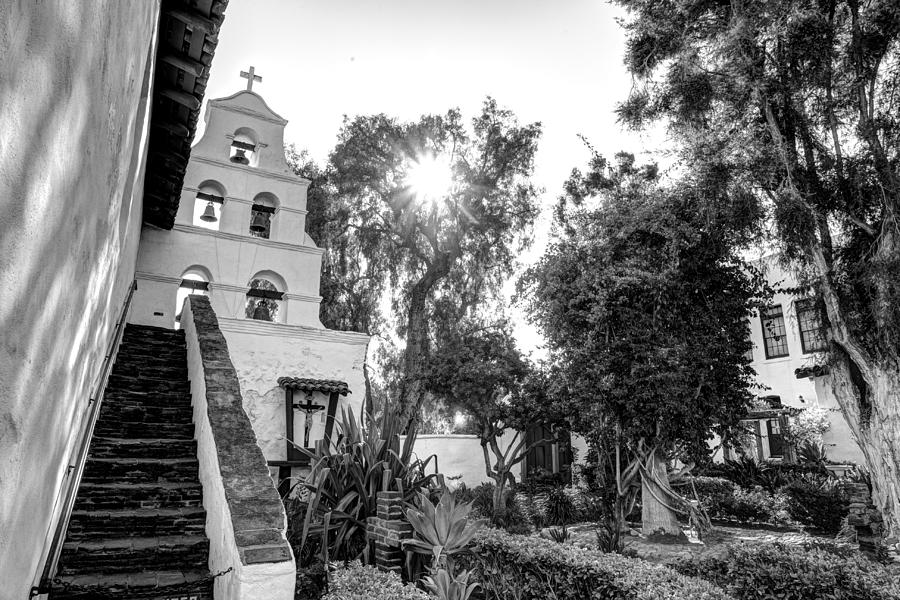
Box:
294 393 325 447
240 66 262 91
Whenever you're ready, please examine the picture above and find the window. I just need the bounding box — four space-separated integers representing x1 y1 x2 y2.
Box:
796 298 826 354
246 278 283 322
760 305 789 359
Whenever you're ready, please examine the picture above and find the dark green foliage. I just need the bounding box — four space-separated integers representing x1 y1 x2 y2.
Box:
702 457 827 492
523 153 767 464
326 100 541 424
544 487 578 526
465 529 731 600
547 525 570 543
454 483 531 534
285 410 439 563
782 476 850 533
612 0 900 536
672 543 900 600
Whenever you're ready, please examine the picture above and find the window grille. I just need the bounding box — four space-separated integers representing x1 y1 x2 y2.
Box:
796 298 826 354
760 305 789 359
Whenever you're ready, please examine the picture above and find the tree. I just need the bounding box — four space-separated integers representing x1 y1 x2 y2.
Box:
286 146 383 413
614 0 900 537
522 153 767 540
326 99 541 430
426 322 561 523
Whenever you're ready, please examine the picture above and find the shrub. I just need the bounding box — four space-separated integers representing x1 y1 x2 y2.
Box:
718 487 789 524
322 561 429 600
782 475 849 533
682 476 737 518
671 542 900 600
286 410 439 563
456 482 531 533
545 486 578 525
466 529 732 600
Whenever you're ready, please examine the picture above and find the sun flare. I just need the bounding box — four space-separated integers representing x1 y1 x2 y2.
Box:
405 153 453 203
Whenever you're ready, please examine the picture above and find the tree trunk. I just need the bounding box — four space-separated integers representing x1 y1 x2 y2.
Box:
641 451 686 542
398 254 454 430
828 356 900 540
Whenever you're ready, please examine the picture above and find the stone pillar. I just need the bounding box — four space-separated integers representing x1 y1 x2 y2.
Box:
366 490 412 573
845 482 884 556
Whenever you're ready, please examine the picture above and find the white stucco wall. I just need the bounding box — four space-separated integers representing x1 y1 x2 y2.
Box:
0 2 159 595
217 318 369 465
746 258 863 463
405 433 524 488
182 300 296 600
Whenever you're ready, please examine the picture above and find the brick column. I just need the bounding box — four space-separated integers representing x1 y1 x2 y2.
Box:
366 491 412 572
845 483 884 556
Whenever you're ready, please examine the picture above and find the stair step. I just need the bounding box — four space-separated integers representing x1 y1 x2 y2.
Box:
89 437 197 459
107 374 190 393
81 457 199 484
66 507 207 539
73 482 203 510
102 389 192 405
59 535 209 574
99 401 193 423
93 420 194 439
52 569 212 599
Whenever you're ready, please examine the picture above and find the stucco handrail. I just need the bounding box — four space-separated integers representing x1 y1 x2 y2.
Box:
35 280 138 596
181 294 295 599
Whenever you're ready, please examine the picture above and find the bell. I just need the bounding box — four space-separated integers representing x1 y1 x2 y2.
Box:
249 211 268 233
200 201 218 223
230 148 249 164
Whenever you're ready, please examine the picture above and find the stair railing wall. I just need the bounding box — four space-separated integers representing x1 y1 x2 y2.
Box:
34 280 138 595
181 295 296 600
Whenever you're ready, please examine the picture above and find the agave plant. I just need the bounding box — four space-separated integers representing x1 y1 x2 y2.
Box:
422 568 479 600
402 489 482 573
286 408 440 563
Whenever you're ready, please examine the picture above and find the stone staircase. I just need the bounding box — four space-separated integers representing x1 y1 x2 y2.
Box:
53 325 211 599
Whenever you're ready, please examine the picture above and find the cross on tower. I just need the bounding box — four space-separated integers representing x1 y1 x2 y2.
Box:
240 66 262 91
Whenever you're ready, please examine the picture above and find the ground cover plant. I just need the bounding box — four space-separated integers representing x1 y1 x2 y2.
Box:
671 542 900 600
465 528 732 600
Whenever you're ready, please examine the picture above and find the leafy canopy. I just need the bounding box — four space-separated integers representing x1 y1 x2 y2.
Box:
522 153 768 461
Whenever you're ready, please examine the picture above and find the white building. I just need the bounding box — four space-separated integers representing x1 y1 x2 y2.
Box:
729 256 864 465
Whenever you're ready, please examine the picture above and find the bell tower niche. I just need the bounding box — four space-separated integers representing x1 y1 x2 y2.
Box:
131 67 324 329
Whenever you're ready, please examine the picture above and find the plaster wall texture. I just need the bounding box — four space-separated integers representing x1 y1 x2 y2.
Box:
404 433 524 487
0 2 159 594
217 319 369 463
182 299 295 600
745 258 863 463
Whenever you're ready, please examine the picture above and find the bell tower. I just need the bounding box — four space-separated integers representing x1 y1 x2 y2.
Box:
131 67 324 328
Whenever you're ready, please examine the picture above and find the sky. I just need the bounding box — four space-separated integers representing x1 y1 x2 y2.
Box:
202 0 667 354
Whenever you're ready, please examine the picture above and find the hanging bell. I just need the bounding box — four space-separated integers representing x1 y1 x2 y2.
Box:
230 148 249 164
200 201 218 223
249 211 268 233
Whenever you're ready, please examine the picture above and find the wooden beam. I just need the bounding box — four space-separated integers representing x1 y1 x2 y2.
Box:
160 53 206 77
167 8 216 34
159 88 201 110
151 120 190 138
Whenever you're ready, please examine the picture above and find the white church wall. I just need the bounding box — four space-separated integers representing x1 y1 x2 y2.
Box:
0 2 160 593
132 225 324 328
217 319 369 463
405 433 524 488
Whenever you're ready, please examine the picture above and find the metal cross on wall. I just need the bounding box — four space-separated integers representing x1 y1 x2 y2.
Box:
294 393 325 447
240 66 262 91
